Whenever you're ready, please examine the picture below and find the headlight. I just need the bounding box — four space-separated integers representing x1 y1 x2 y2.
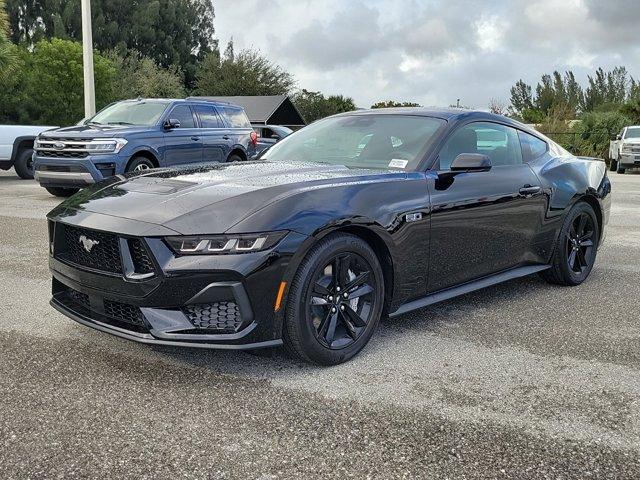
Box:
86 138 128 154
165 231 287 255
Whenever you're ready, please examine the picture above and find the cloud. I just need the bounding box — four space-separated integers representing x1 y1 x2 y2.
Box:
214 0 640 109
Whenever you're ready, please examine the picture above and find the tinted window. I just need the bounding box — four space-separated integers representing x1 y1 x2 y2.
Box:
194 105 222 128
262 115 445 171
221 106 252 128
518 131 547 162
168 105 195 128
439 122 523 169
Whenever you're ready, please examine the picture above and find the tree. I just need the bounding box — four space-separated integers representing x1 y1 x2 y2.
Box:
487 98 506 115
509 79 534 114
195 41 295 96
564 71 583 116
108 51 186 99
22 39 117 126
6 0 215 86
371 100 420 109
292 89 356 123
0 0 14 75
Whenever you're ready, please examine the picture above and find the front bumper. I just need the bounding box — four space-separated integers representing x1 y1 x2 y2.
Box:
33 153 125 187
618 153 640 167
48 219 307 350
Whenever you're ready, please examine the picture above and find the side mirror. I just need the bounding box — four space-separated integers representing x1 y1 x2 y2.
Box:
450 153 492 172
164 118 181 130
616 134 622 140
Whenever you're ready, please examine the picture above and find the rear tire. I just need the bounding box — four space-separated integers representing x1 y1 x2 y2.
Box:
227 154 243 163
126 156 155 173
283 233 385 365
45 187 79 197
14 148 35 179
540 201 599 286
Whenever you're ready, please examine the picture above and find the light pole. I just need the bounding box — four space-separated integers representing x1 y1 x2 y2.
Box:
81 0 96 118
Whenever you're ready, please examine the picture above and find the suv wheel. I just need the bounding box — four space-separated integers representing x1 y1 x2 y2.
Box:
14 148 35 179
227 154 243 163
283 233 385 365
126 156 155 173
45 187 79 197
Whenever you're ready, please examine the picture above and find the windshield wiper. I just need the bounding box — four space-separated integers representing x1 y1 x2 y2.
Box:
107 121 135 125
86 121 102 126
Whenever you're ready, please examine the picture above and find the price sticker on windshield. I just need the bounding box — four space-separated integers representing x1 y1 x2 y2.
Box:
388 159 408 169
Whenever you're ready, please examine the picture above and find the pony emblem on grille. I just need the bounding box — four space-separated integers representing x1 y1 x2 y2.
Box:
79 235 100 253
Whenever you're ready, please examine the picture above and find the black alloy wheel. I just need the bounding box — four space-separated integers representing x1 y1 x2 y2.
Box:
283 233 385 365
308 252 377 349
566 212 596 275
541 201 599 286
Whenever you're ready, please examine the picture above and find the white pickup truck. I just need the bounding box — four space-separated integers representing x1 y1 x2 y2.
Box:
609 125 640 174
0 125 57 179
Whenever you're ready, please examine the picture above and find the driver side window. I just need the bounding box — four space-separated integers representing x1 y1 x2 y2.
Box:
438 122 523 170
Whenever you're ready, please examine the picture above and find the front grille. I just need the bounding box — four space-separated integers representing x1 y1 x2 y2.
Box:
183 302 242 333
104 299 145 327
36 137 95 159
62 225 122 274
128 239 155 274
38 151 89 159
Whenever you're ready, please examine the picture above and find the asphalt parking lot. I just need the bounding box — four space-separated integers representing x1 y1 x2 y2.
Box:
0 169 639 479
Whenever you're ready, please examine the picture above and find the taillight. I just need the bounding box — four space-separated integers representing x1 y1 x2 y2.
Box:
250 131 258 146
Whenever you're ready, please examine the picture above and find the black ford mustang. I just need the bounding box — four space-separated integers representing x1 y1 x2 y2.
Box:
47 109 611 365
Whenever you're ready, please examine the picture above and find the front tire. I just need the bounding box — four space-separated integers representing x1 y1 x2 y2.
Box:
126 156 155 173
14 148 35 179
541 201 599 286
227 154 243 163
45 187 79 197
283 233 385 366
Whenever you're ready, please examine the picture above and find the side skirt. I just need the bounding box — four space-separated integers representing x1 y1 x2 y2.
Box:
389 264 550 318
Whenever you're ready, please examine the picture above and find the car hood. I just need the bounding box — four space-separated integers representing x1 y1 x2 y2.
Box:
39 124 154 139
49 161 406 235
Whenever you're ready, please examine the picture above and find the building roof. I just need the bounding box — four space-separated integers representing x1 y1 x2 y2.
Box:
188 95 306 127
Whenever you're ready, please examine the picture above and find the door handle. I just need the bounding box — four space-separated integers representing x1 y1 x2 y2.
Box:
191 136 200 141
222 135 230 140
519 185 541 196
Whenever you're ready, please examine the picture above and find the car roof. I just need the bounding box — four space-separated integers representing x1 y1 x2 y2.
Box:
117 98 239 107
333 107 542 137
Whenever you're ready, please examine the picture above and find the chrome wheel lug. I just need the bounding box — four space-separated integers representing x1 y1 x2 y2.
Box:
331 307 336 313
340 305 345 311
336 286 341 292
328 295 333 301
343 292 348 298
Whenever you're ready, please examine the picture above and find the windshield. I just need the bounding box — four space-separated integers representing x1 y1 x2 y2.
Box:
88 101 170 126
625 127 640 139
262 115 445 170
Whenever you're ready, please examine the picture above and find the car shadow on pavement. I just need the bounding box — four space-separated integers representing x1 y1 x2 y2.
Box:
152 274 552 374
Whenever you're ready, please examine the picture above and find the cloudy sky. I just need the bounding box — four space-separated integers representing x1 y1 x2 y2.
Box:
215 0 640 109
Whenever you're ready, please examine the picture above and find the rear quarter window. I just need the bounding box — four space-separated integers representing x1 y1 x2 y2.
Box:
518 131 548 162
220 106 252 128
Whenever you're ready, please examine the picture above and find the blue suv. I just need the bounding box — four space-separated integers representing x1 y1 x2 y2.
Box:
33 98 258 197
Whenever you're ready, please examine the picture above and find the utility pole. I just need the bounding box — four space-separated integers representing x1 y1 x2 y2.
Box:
81 0 96 118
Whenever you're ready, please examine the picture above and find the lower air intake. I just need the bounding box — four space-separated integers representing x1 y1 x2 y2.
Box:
183 302 242 333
